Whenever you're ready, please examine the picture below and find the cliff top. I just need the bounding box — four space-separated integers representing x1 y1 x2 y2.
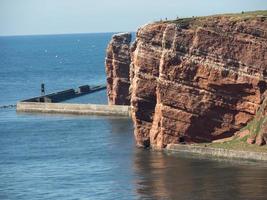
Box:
208 10 267 18
157 10 267 29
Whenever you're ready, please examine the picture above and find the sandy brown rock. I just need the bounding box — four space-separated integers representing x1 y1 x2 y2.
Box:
130 15 267 148
235 129 250 139
105 33 131 105
247 137 256 145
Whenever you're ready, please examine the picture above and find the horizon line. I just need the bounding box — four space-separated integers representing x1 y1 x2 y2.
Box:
0 30 136 37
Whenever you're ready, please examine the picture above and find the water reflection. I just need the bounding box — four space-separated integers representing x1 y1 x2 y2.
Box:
2 110 267 200
107 117 133 134
133 149 267 200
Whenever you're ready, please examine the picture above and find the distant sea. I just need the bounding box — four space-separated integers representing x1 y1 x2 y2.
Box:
0 33 267 200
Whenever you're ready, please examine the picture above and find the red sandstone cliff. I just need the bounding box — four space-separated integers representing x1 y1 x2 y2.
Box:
105 33 131 105
106 12 267 149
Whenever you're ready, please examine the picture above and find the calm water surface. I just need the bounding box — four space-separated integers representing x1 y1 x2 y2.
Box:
0 33 267 200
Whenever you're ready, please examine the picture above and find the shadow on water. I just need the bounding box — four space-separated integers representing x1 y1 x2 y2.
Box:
106 117 134 135
133 149 267 200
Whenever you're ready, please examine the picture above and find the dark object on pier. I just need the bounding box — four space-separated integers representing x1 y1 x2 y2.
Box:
41 83 45 96
22 84 106 103
78 85 91 93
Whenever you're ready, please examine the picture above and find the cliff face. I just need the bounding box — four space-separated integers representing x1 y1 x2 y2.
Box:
105 33 131 105
130 14 267 148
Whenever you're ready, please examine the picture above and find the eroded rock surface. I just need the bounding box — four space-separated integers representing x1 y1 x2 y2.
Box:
238 93 267 146
130 15 267 148
105 33 132 105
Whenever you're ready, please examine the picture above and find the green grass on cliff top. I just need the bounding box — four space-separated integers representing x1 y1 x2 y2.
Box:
159 10 267 26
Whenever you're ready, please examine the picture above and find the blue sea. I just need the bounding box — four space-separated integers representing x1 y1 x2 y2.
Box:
0 33 267 200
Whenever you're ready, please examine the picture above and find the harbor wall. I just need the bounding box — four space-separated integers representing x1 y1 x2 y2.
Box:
166 144 267 161
17 102 131 117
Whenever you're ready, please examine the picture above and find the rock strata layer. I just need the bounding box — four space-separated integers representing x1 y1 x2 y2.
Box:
105 33 131 105
130 14 267 148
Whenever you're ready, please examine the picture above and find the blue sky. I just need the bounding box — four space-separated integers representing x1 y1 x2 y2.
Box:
0 0 266 36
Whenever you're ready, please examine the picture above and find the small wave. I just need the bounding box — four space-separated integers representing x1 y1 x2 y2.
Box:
0 104 16 109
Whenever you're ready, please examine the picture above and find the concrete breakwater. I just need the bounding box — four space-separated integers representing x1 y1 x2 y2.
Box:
166 144 267 161
16 84 131 117
17 102 131 117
